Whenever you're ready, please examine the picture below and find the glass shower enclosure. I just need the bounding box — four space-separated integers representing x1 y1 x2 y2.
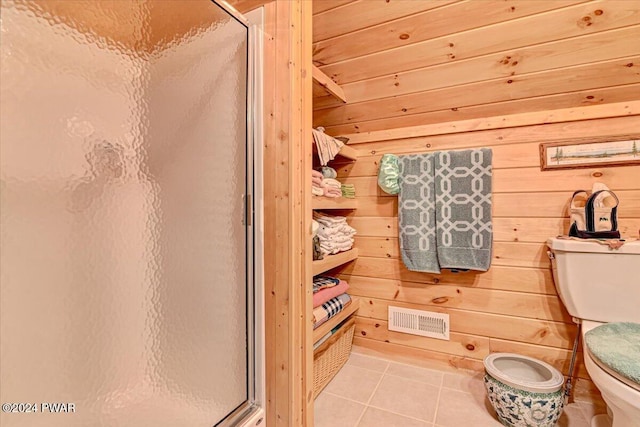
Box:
0 1 264 426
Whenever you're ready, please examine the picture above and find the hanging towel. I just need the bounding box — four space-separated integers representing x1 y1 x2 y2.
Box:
434 149 492 271
398 153 439 273
378 154 400 195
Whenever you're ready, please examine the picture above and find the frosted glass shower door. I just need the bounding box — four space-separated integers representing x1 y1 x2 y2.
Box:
0 1 258 426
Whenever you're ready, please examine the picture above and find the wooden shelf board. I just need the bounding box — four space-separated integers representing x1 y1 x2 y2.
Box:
312 65 347 104
313 296 359 343
311 141 359 161
336 144 359 161
312 197 358 210
312 248 358 277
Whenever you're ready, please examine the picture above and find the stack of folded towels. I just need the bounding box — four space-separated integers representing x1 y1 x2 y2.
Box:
322 178 342 198
312 275 352 331
313 212 356 255
312 168 345 199
312 170 324 196
341 184 356 198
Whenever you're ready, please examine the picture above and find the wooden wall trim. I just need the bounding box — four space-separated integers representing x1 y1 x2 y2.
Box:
340 100 640 144
301 0 314 425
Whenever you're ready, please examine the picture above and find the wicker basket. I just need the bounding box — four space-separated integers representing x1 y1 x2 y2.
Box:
313 317 356 397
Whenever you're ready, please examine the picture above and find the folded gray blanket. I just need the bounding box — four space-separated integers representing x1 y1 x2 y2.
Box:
398 149 492 273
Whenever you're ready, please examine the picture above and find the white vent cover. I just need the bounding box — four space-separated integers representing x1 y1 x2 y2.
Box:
388 306 450 340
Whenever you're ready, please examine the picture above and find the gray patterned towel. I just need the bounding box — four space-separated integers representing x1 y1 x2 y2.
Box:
435 149 492 271
397 149 492 273
398 154 440 273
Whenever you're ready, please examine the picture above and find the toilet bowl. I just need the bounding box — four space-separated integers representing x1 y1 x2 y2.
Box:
484 353 565 427
581 320 640 427
547 238 640 427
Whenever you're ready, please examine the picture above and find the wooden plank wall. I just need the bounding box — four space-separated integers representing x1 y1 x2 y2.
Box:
329 105 640 404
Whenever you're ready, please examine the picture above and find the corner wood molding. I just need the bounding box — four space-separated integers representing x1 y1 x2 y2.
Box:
312 65 347 104
341 100 640 145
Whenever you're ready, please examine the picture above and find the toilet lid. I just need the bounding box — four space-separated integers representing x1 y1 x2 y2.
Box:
585 322 640 389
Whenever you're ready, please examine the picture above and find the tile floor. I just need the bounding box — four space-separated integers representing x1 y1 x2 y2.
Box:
315 349 606 427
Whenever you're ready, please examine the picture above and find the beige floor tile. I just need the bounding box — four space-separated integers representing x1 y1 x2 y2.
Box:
386 362 443 387
435 387 502 427
357 407 432 427
576 400 608 421
368 374 440 422
314 393 366 427
442 370 487 396
316 352 606 427
346 353 390 373
556 403 590 427
324 364 384 403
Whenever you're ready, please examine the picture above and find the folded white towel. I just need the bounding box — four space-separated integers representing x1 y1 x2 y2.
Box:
317 224 338 236
313 212 347 224
320 240 354 255
319 235 354 245
318 229 353 240
321 178 342 189
323 188 342 198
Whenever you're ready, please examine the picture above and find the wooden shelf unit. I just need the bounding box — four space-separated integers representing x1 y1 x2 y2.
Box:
312 248 358 277
309 65 359 409
313 296 360 344
312 197 358 210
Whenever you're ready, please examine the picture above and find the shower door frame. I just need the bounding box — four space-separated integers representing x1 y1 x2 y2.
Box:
210 2 265 426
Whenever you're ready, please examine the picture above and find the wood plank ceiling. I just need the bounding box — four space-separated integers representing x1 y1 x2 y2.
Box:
312 0 640 135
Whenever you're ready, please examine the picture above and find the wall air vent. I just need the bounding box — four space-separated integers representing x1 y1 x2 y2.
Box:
388 306 450 341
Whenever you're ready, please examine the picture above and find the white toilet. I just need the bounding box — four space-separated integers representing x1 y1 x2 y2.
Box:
547 238 640 427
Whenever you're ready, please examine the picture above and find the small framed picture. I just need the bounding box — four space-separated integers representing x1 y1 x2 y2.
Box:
540 137 640 171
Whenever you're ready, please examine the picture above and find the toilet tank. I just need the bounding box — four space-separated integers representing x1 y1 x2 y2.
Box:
547 238 640 324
